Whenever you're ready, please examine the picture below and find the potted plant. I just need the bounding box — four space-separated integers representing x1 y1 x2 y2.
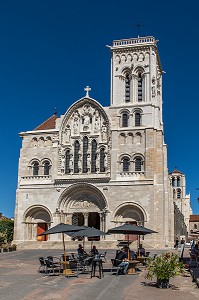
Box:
146 252 184 288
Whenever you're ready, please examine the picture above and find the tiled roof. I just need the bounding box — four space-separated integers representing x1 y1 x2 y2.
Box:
169 169 183 175
34 114 57 131
190 215 199 222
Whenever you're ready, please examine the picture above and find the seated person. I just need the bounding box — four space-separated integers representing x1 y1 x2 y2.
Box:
90 245 99 256
77 244 87 257
138 244 145 257
130 249 136 260
190 244 199 258
115 246 129 275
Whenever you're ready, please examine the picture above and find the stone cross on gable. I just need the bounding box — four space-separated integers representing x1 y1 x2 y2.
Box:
84 86 91 97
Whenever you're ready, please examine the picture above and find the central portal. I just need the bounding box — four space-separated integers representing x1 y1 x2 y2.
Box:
88 212 100 241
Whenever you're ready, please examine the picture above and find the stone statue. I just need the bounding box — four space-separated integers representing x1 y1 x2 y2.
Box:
61 155 65 173
78 155 82 172
87 154 91 170
69 154 73 172
73 112 79 134
63 125 71 144
94 117 100 132
104 154 108 169
101 125 107 141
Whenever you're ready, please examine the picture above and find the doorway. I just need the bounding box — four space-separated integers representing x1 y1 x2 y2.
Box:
88 212 100 241
37 223 48 241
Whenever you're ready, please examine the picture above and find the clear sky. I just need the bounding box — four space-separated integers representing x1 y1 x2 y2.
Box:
0 0 199 218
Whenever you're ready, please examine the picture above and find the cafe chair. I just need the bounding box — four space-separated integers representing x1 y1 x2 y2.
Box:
99 251 107 262
65 260 79 278
109 259 122 276
78 256 93 273
45 257 61 275
38 257 47 273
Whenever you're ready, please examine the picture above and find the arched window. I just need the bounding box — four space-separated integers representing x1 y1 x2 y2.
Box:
135 157 142 172
173 190 175 199
122 113 128 127
135 112 141 126
65 150 70 174
82 137 88 173
125 74 130 102
91 140 97 173
123 157 130 172
177 177 180 187
33 162 39 176
177 189 181 199
100 148 105 172
44 161 50 175
172 177 175 187
74 141 80 173
194 224 197 229
138 72 143 102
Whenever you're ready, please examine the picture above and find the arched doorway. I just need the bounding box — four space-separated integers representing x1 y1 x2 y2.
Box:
57 183 108 238
24 206 52 241
113 203 146 241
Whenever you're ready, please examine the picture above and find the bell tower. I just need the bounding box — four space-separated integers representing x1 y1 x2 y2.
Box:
109 36 163 130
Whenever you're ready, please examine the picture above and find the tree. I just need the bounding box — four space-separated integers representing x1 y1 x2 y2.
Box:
0 219 14 244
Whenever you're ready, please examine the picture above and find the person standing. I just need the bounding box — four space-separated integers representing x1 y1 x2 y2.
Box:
180 238 185 261
175 237 179 249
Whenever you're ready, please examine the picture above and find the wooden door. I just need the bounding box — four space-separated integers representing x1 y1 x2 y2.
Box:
37 223 48 241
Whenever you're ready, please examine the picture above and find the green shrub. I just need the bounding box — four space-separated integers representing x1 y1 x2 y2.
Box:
146 252 184 281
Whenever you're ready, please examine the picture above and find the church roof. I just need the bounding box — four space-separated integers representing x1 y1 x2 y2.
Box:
34 114 57 131
190 215 199 222
169 169 183 175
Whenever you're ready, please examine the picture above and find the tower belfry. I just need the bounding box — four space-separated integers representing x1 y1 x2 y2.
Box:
109 36 163 130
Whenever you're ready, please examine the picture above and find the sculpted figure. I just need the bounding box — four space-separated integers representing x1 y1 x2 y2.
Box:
73 115 79 133
69 155 73 172
61 155 65 172
101 125 107 141
94 117 100 132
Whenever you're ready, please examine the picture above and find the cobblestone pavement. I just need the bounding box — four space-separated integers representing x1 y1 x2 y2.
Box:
0 248 198 300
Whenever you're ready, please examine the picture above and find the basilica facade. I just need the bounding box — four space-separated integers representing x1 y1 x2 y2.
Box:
14 36 175 248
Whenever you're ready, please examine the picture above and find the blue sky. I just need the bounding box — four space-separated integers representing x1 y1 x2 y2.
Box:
0 0 199 217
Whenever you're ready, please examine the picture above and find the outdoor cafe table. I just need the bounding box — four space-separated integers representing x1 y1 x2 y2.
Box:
127 260 140 275
136 256 148 264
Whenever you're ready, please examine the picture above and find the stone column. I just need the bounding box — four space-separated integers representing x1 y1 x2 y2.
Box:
66 213 73 225
83 213 89 227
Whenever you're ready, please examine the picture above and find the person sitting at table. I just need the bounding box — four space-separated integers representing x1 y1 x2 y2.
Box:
77 244 87 257
90 245 99 256
130 249 136 260
190 243 199 258
115 246 129 275
138 244 145 257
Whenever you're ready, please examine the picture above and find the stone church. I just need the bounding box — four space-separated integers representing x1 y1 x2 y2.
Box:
14 35 179 248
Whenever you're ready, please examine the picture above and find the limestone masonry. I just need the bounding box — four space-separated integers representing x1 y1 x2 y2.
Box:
14 36 191 248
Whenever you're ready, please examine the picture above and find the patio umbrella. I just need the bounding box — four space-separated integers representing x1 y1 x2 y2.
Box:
68 227 109 251
37 223 87 261
108 223 157 259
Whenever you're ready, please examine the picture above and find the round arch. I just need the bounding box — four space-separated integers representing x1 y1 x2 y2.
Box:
23 205 52 241
112 202 147 224
57 183 108 232
57 183 108 213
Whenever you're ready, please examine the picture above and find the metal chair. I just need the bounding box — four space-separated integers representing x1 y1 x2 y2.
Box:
109 259 122 275
38 257 46 273
45 257 61 275
78 256 93 274
65 260 79 278
99 251 107 262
